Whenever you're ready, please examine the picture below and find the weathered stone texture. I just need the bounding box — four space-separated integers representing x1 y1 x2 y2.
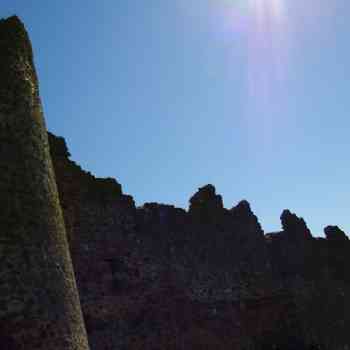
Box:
49 130 350 350
0 16 89 349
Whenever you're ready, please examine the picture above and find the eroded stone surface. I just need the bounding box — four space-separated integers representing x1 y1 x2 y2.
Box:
0 16 89 350
49 132 350 350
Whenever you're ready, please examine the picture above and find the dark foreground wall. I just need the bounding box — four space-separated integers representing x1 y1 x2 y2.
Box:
0 16 89 349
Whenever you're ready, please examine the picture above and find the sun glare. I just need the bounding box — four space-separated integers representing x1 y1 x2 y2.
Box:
220 0 285 20
249 0 286 23
215 0 290 140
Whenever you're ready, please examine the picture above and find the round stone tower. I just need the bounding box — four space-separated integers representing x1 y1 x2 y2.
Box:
0 16 90 349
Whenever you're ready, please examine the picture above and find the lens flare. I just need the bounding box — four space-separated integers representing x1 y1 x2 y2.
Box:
252 0 285 21
179 0 291 140
226 2 288 97
215 0 290 142
247 0 289 106
220 0 286 21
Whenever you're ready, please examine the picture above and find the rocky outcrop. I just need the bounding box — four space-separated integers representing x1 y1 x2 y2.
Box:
280 209 313 241
189 184 224 223
0 16 89 350
324 225 349 242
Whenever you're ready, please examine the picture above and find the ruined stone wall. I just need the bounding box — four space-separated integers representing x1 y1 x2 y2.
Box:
49 132 139 349
0 16 89 349
49 131 350 350
49 134 276 349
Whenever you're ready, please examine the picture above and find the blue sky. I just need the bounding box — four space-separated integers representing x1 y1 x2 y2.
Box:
2 0 349 235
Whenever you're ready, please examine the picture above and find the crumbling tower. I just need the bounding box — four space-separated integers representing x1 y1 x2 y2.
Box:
0 16 89 349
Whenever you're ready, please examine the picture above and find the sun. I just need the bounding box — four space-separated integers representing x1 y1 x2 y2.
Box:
218 0 287 24
250 0 285 21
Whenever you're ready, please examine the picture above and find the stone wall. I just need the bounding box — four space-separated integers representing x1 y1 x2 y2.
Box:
49 131 350 349
0 16 89 349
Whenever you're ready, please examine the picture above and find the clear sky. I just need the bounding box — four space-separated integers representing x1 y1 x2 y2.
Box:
2 1 349 236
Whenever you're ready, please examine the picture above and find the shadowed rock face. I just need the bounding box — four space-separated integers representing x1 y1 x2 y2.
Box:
49 132 350 350
3 15 350 350
189 184 224 223
0 16 89 350
324 225 349 242
280 210 313 241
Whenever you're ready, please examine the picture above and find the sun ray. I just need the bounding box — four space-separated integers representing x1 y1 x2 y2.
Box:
212 0 291 142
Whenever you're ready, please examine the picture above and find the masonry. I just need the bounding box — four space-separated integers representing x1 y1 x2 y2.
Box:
2 15 350 350
49 129 350 350
0 16 89 350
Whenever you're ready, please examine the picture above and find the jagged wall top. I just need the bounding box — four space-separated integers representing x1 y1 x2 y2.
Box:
48 132 350 242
